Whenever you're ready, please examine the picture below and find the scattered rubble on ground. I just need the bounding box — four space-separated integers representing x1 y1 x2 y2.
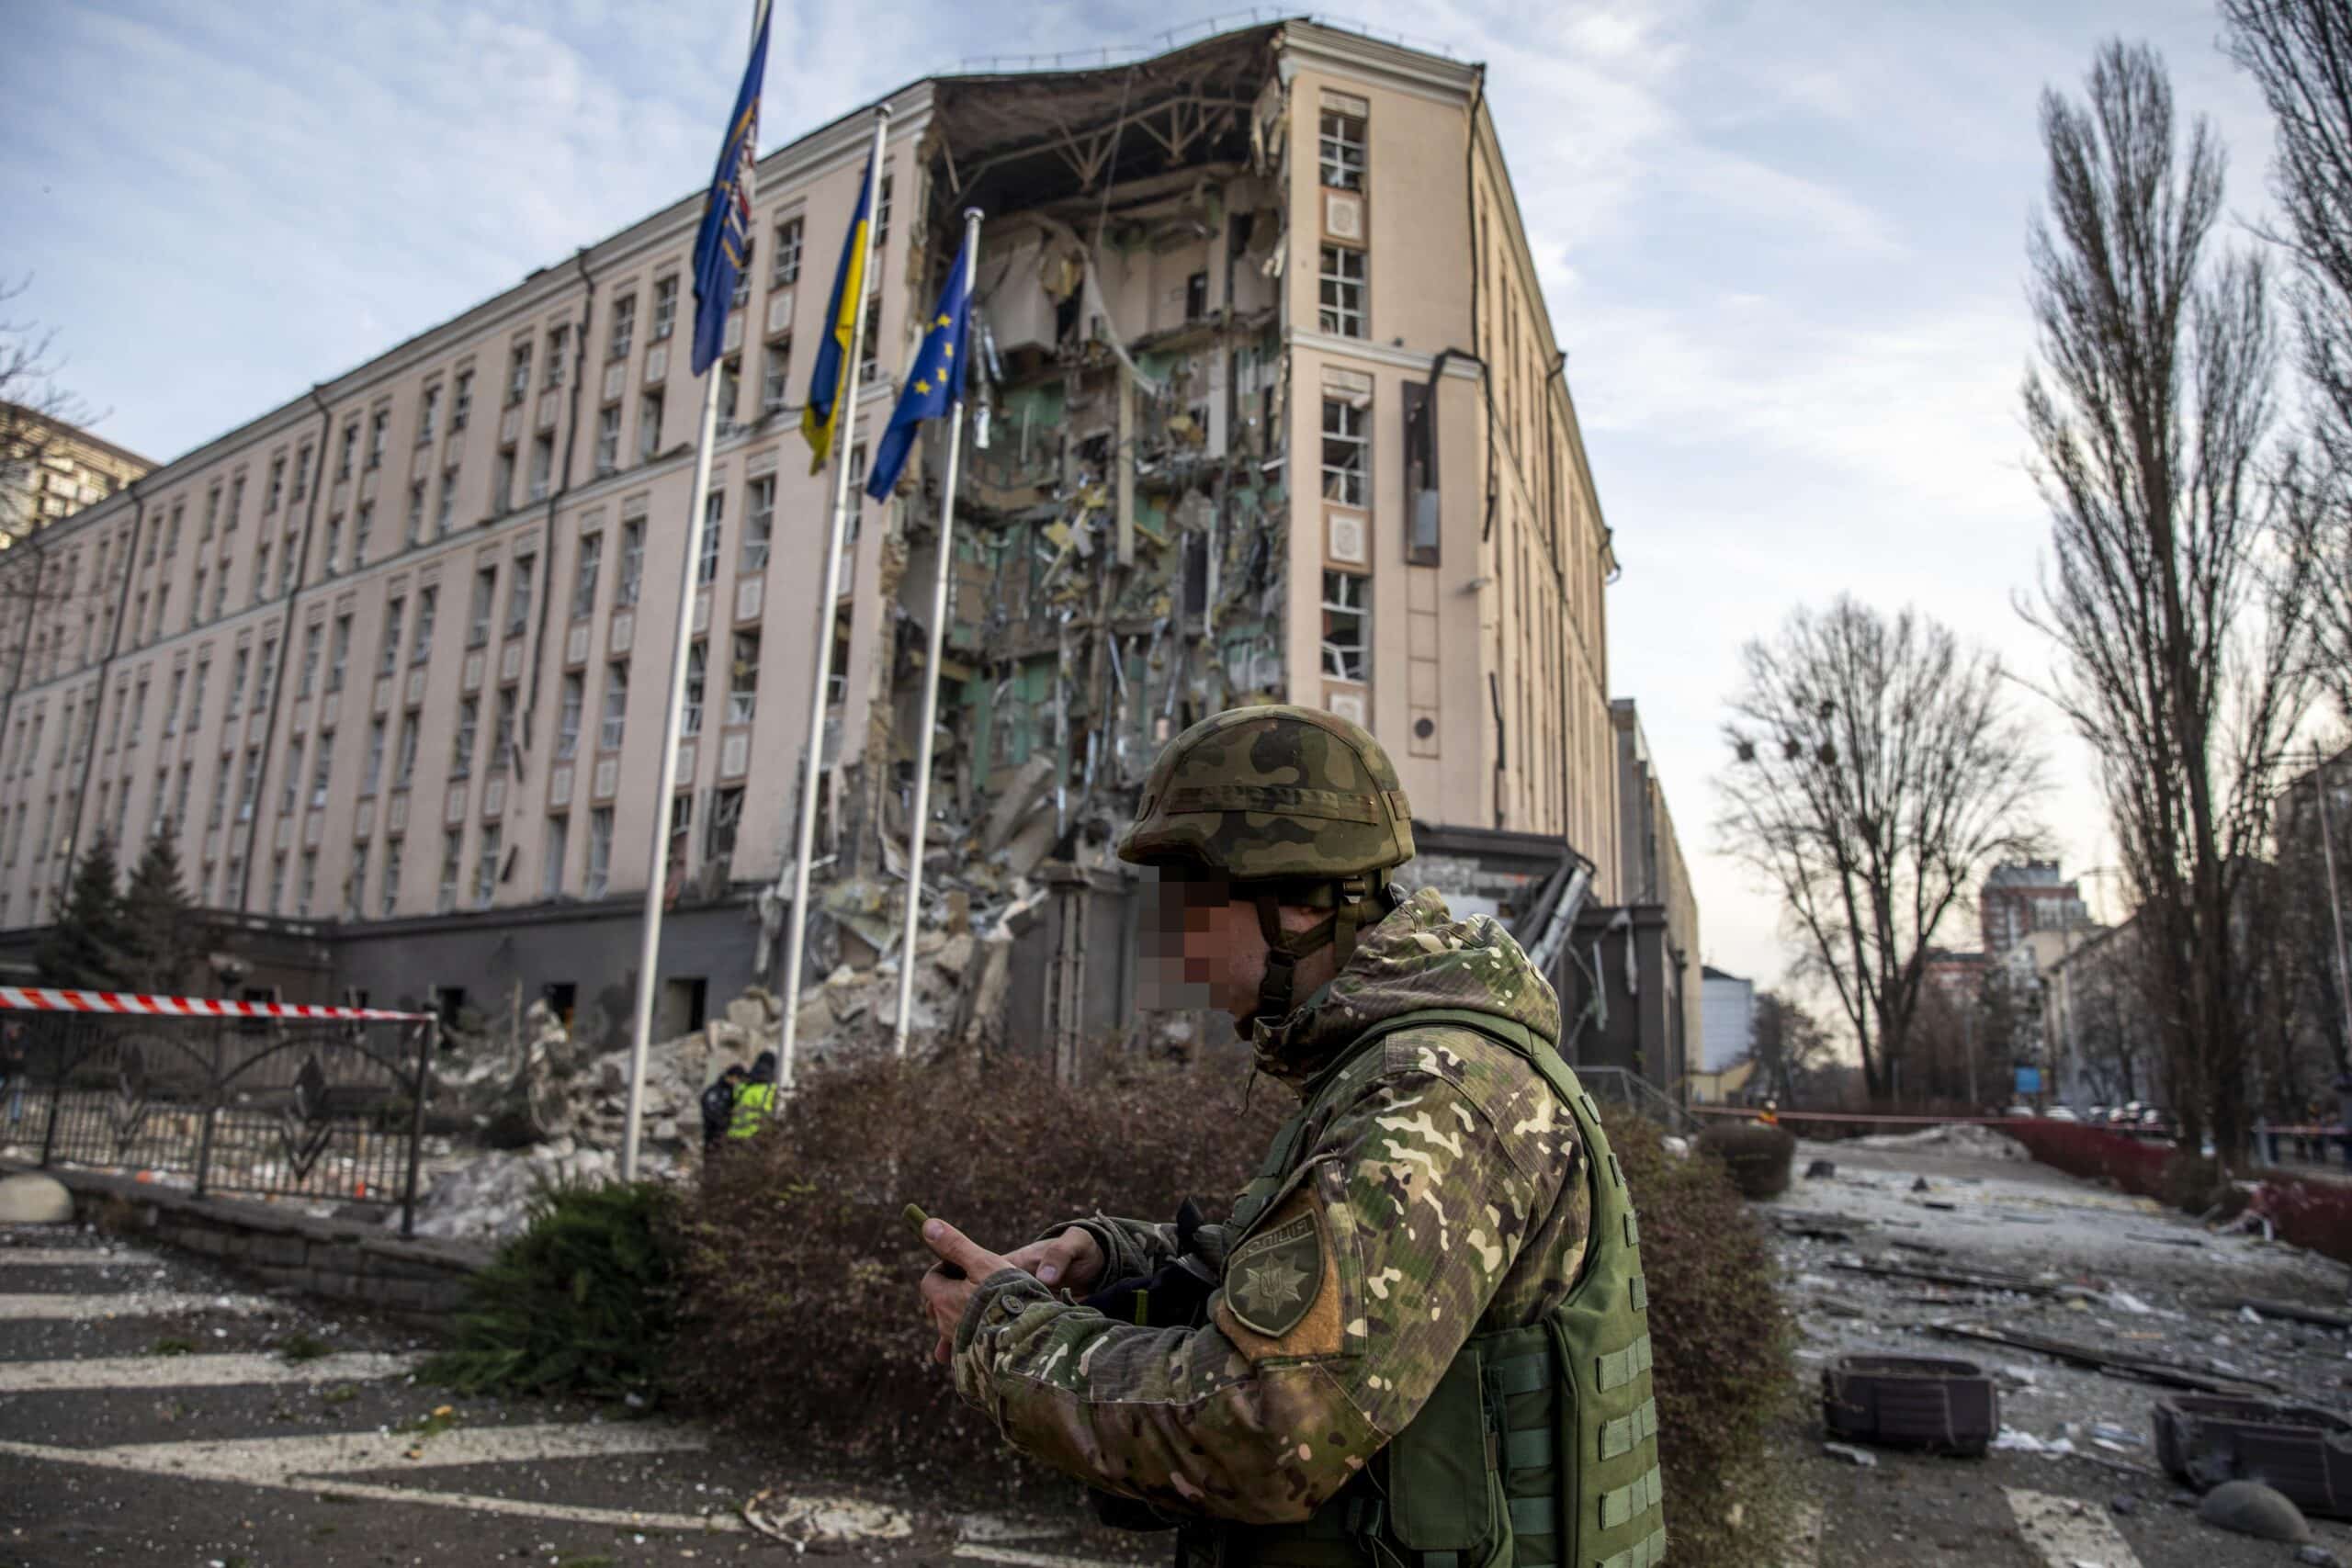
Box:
1851 1122 2031 1162
1775 1135 2352 1539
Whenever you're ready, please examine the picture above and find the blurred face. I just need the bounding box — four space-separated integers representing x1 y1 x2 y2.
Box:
1136 865 1267 1024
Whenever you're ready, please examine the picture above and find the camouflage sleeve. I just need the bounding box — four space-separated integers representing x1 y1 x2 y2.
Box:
1039 1215 1178 1285
950 1039 1577 1525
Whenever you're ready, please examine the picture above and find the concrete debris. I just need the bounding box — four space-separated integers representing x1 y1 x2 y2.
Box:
2296 1545 2343 1567
1854 1123 2030 1162
1992 1427 2077 1458
1819 1441 1878 1467
1804 1158 1837 1179
401 1141 655 1243
2196 1480 2312 1544
0 1173 73 1225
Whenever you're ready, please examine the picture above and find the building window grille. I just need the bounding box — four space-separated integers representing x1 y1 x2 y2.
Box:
1319 246 1367 339
1321 570 1370 683
1322 398 1367 507
1320 111 1366 189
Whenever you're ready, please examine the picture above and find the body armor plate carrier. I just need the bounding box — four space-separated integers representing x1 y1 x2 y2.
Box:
1186 1008 1665 1568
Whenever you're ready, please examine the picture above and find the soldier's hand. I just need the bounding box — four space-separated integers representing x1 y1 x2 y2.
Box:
919 1217 1015 1364
1004 1225 1104 1295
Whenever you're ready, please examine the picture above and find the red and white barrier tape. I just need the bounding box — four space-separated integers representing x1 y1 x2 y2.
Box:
0 987 428 1022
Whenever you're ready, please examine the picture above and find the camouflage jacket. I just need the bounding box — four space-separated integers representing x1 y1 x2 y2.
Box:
948 887 1592 1524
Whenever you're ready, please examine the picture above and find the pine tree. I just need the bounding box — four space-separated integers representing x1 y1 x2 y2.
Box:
120 832 207 995
33 833 130 990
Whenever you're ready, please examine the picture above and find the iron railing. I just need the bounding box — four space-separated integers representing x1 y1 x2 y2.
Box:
1 1005 435 1235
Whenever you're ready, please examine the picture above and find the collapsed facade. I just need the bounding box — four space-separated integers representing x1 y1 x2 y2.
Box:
0 21 1696 1091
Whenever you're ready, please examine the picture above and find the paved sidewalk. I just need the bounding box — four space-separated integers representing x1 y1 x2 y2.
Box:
0 1224 1136 1568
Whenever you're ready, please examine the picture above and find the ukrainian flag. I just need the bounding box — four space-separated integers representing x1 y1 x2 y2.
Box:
801 155 876 472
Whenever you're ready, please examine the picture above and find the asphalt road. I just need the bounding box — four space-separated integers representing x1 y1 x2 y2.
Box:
0 1220 1126 1568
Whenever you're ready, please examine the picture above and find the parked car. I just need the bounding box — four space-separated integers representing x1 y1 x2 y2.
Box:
2002 1104 2038 1119
2045 1105 2080 1122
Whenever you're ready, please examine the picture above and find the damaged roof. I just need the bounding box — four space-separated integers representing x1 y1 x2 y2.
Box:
927 24 1276 221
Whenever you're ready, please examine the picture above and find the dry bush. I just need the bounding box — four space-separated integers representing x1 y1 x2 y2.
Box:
669 1052 1283 1487
1603 1106 1798 1566
673 1059 1795 1559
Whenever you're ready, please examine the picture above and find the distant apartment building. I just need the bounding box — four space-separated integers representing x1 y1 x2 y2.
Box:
0 22 1659 1040
1698 964 1754 1075
1 404 153 547
1980 860 2089 959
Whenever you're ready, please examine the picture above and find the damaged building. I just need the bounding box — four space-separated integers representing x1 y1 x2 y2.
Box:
0 20 1697 1094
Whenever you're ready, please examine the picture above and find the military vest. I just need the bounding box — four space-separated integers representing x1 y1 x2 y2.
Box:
728 1081 777 1138
1199 1009 1665 1568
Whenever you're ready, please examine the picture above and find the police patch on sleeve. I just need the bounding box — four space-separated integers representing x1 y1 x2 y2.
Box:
1224 1210 1325 1338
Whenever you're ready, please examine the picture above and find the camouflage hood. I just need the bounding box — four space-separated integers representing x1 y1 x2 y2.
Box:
1249 886 1564 1089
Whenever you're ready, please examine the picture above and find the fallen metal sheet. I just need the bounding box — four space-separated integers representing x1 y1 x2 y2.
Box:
1828 1258 2060 1297
2232 1297 2352 1332
1927 1321 2284 1396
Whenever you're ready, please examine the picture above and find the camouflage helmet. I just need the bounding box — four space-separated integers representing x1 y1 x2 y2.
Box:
1117 705 1415 884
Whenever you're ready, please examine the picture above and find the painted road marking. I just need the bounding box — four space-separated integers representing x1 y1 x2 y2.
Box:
0 1248 159 1268
271 1479 748 1535
0 1291 272 1320
0 1420 706 1481
0 1350 423 1392
954 1548 1131 1568
2007 1487 2145 1568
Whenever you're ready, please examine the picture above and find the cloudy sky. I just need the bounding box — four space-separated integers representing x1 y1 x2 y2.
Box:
2 1 2291 995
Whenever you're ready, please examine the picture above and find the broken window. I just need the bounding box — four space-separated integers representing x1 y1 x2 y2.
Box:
558 673 583 758
1322 570 1370 684
697 491 724 584
449 696 477 777
730 242 753 311
571 532 603 617
858 294 881 381
436 830 462 914
770 215 803 288
1319 246 1366 339
718 355 741 422
707 784 744 863
1322 398 1367 507
1186 271 1208 321
728 630 759 724
826 607 851 706
742 478 774 572
762 337 792 414
1320 110 1366 190
586 807 614 898
682 641 706 736
600 660 628 750
1403 380 1440 564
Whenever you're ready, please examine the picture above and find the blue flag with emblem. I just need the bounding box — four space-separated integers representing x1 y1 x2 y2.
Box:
689 1 772 378
863 233 975 502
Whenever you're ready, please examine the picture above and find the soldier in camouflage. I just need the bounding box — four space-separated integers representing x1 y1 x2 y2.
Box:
917 705 1665 1567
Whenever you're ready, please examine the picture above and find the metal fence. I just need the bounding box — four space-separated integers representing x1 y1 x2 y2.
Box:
0 991 435 1235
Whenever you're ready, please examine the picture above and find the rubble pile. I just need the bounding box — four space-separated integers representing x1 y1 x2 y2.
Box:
1851 1122 2030 1162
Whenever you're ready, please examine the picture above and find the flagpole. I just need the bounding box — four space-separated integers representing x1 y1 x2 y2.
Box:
620 371 723 1182
893 209 982 1055
618 0 768 1182
778 107 890 1098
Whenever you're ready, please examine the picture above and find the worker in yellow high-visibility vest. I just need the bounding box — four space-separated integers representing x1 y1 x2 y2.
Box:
727 1050 779 1138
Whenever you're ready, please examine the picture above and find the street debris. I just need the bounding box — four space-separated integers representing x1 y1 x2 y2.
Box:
1821 1353 1996 1454
2153 1393 2352 1517
2233 1297 2352 1332
2196 1479 2313 1544
739 1486 913 1550
1829 1258 2062 1298
1820 1441 1879 1467
1928 1321 2284 1397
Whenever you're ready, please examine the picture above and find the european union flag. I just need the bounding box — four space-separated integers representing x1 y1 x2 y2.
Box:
689 2 773 378
864 234 975 502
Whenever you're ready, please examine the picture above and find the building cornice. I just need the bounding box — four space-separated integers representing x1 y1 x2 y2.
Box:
1285 329 1485 380
1274 21 1479 106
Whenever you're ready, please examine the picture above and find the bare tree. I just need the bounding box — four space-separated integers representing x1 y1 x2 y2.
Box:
0 275 104 707
1715 597 2048 1102
2221 0 2352 724
1747 987 1835 1105
2018 39 2321 1160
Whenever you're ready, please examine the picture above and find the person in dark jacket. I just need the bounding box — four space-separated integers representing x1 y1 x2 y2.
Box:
700 1063 748 1153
